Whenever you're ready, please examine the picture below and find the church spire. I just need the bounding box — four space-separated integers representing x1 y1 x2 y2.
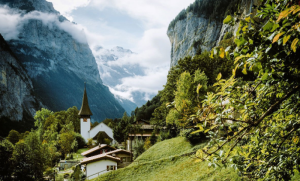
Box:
78 83 93 116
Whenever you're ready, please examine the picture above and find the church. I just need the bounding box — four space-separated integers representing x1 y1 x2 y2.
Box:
78 85 115 144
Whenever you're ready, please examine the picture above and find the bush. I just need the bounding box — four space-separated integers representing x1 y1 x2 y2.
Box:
150 131 157 145
104 138 111 145
144 137 152 150
223 31 233 40
132 139 145 159
159 130 171 141
74 133 86 149
181 128 206 145
87 139 93 148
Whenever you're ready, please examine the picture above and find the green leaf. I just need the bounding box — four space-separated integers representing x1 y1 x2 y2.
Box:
234 37 247 47
242 64 247 75
223 15 233 24
261 72 268 80
263 21 274 31
216 73 222 81
196 84 202 94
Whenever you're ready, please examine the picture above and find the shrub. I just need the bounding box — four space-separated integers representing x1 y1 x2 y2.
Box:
74 133 86 149
181 128 206 145
150 131 157 145
144 137 152 150
132 139 145 159
87 139 93 148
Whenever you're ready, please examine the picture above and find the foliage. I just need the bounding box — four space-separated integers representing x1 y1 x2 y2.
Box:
87 138 94 148
150 131 157 145
6 129 20 144
59 132 75 157
134 94 161 121
152 51 234 129
0 139 14 181
113 112 134 143
191 0 300 180
74 133 86 149
143 137 152 150
132 139 145 159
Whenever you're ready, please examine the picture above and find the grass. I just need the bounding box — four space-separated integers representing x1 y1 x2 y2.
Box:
93 137 241 181
67 148 88 161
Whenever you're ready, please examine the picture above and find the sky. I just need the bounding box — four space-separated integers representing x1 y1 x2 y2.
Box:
46 0 195 102
0 0 195 103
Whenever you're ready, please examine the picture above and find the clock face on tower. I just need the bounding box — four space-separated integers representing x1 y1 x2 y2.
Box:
83 118 87 122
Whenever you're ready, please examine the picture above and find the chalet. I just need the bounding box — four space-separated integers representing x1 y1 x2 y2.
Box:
79 84 115 144
80 144 132 180
127 119 158 151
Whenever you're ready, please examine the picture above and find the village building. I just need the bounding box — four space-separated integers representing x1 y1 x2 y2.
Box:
79 85 115 144
127 119 158 151
78 85 132 179
80 144 132 180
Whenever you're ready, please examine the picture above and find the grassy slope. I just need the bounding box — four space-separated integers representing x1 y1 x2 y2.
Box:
94 137 241 181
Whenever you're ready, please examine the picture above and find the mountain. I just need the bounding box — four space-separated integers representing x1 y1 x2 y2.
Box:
167 0 253 66
93 46 150 112
0 0 126 122
0 33 41 136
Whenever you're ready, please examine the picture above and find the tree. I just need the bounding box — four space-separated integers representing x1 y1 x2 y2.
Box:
66 106 80 133
59 132 75 157
0 139 14 181
7 130 20 144
12 140 32 180
132 139 145 159
113 112 132 143
192 1 300 180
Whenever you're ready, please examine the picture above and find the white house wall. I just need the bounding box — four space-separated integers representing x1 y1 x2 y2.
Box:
89 123 115 143
86 160 117 180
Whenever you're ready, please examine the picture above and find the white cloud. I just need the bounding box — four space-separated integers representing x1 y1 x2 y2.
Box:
46 0 90 21
109 66 169 101
0 6 87 44
107 28 170 68
0 6 22 40
89 0 194 28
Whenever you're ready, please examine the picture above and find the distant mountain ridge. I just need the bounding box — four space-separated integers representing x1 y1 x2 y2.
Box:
0 0 126 122
94 46 150 113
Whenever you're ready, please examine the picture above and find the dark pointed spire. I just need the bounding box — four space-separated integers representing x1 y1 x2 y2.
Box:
78 83 93 116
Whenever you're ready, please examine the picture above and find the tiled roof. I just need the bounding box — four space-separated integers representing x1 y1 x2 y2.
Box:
81 153 120 164
81 144 116 156
106 149 132 156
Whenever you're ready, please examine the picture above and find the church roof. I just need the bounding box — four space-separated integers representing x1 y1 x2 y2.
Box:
78 85 92 116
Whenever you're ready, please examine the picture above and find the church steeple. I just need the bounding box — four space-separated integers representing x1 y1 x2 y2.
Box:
78 83 93 117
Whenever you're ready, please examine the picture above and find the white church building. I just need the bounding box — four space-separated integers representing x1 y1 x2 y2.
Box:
78 85 115 144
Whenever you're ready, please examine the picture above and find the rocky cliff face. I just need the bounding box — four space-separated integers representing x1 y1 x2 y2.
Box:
0 0 125 122
0 34 41 136
168 0 255 66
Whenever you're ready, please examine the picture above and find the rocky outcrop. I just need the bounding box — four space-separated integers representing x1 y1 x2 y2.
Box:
168 0 255 66
0 0 126 121
0 34 41 136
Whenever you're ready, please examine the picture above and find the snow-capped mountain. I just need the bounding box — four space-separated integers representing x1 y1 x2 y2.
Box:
93 46 153 113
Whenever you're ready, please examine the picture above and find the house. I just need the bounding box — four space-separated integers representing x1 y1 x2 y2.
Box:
127 120 158 151
80 144 132 180
78 85 115 144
